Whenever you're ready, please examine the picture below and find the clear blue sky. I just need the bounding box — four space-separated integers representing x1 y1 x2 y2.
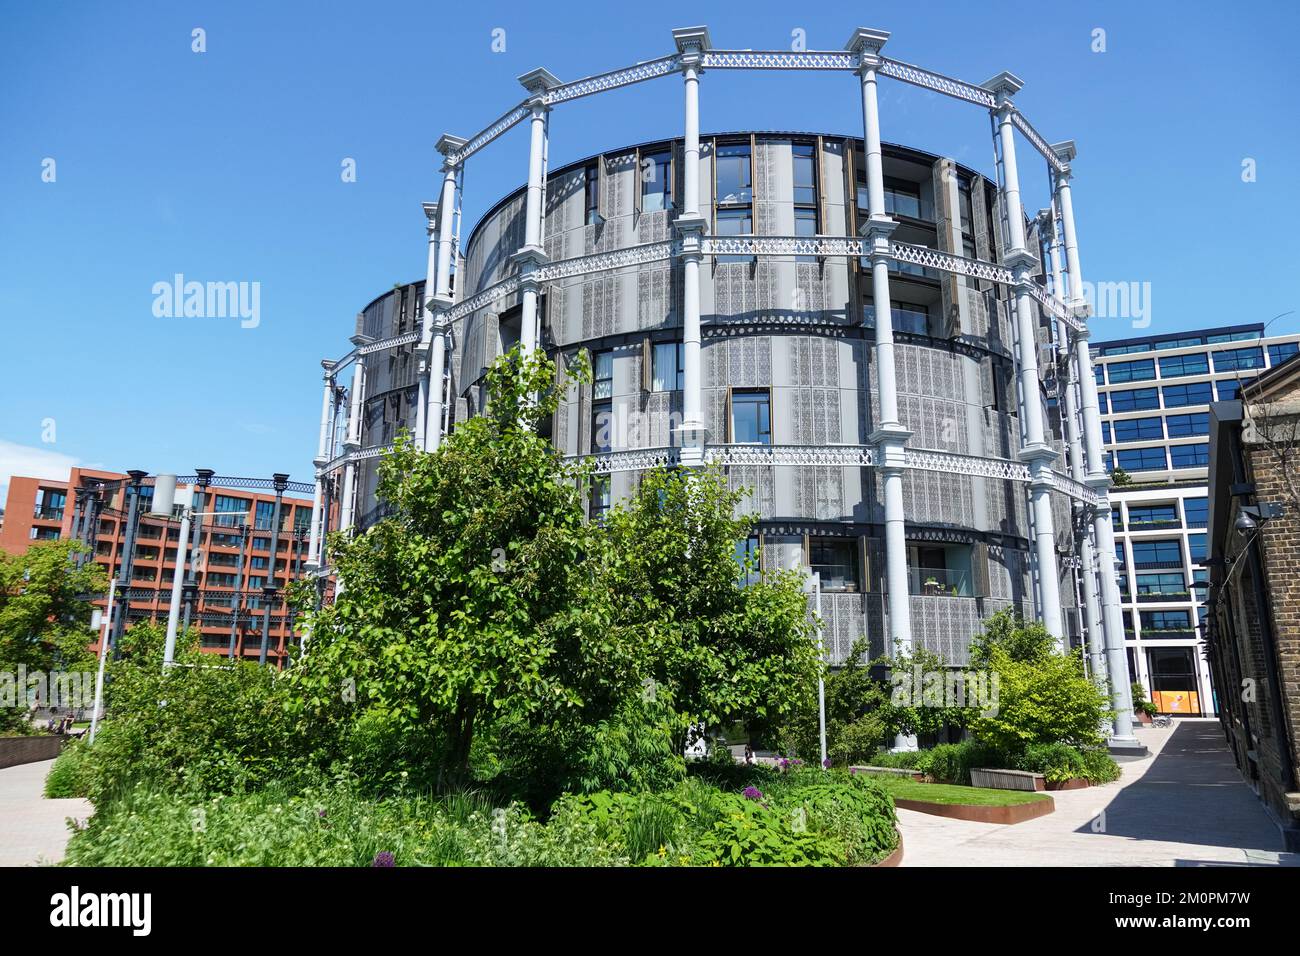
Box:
1 0 1296 494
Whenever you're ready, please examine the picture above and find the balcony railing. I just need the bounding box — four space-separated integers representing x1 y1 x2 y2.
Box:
1125 519 1182 531
33 508 65 521
1136 591 1192 603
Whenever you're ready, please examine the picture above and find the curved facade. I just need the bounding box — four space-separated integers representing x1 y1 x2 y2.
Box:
308 26 1139 741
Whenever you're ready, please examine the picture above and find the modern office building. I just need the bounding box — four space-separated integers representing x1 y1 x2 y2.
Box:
308 26 1142 744
1091 323 1300 716
1 467 319 664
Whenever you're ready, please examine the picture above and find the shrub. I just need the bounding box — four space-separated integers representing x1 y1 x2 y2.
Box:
862 750 924 770
44 739 93 798
1132 682 1159 717
915 740 1007 784
1014 742 1087 783
1077 747 1122 784
966 611 1111 752
773 777 898 865
83 623 303 805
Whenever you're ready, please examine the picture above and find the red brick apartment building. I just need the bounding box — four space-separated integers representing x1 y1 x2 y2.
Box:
1 467 326 665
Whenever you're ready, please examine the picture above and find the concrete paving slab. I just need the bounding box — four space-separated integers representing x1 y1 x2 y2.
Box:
0 758 92 867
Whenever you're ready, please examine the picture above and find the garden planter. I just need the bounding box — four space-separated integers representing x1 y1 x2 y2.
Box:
871 832 905 867
0 734 64 770
1136 711 1153 725
1045 777 1091 791
851 765 926 782
893 795 1055 825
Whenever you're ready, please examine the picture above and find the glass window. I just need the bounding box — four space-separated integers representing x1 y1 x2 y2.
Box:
1141 610 1192 632
213 494 249 529
1268 342 1299 367
591 401 612 454
585 161 601 225
1216 379 1249 400
1135 572 1185 595
1117 447 1167 472
715 142 752 205
1214 347 1264 372
734 534 761 587
1095 364 1105 385
1103 343 1152 356
1112 416 1163 442
651 342 684 392
1188 533 1207 563
792 143 817 206
810 537 859 592
640 150 672 213
1169 443 1209 469
1130 539 1183 567
1127 504 1177 526
794 207 817 263
1158 352 1209 378
590 477 611 521
592 350 613 400
1165 412 1208 437
731 390 771 445
1108 358 1156 383
715 208 753 263
1101 421 1112 444
883 178 922 219
1162 382 1213 407
1183 497 1208 527
1109 388 1160 412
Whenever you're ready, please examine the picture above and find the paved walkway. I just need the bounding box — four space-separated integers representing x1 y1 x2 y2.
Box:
0 759 92 866
899 719 1299 866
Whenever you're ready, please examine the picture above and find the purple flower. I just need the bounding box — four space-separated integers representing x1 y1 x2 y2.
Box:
779 758 790 769
371 851 395 868
850 767 858 775
822 758 832 769
793 759 804 766
742 786 764 801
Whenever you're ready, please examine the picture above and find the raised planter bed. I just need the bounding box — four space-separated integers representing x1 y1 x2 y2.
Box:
893 795 1055 825
970 767 1046 792
1045 777 1091 791
872 831 905 867
0 734 64 769
850 765 926 782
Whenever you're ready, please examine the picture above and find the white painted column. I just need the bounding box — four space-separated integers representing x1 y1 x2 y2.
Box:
984 73 1063 641
339 348 367 533
848 29 913 669
1053 141 1138 745
672 27 710 465
515 70 559 360
428 137 467 450
1044 206 1105 678
306 362 335 569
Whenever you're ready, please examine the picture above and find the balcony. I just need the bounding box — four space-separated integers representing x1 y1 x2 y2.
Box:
1136 591 1191 603
1125 520 1183 532
909 567 975 598
33 508 65 522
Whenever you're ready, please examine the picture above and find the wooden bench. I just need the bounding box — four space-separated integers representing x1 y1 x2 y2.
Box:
851 765 926 782
970 768 1046 792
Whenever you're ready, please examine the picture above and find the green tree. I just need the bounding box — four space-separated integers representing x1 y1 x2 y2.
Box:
288 346 649 791
601 466 822 754
777 637 887 765
876 644 971 741
966 609 1111 752
0 541 103 732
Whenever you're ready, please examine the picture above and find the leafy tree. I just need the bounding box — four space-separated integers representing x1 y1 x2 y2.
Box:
0 541 103 732
601 465 822 754
289 346 651 791
876 644 972 741
965 609 1111 752
777 637 887 765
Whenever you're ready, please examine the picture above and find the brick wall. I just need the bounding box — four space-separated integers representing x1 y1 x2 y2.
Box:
0 735 64 770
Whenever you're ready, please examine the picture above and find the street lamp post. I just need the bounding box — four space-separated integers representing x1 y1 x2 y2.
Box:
150 475 226 669
87 577 117 745
804 571 828 768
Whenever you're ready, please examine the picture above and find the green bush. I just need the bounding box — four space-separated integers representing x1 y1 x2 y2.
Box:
1077 747 1122 784
773 778 897 866
44 739 93 798
1013 742 1087 782
915 740 1007 784
862 750 924 769
1132 682 1159 717
966 611 1111 751
83 623 304 805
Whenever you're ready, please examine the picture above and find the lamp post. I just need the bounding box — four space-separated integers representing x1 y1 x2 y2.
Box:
150 474 225 670
804 571 828 769
87 577 117 745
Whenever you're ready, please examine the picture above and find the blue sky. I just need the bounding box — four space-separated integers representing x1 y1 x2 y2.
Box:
1 0 1296 495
